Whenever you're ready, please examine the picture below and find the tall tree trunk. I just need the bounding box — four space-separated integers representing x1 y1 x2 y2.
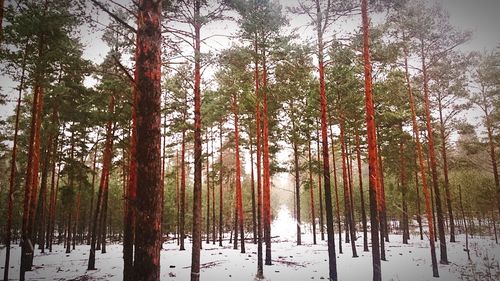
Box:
100 157 111 253
233 95 245 253
421 40 448 264
355 131 369 252
329 125 342 254
315 1 338 279
133 1 163 279
49 133 63 251
218 121 224 247
290 101 301 246
254 36 264 278
65 210 72 254
47 124 60 252
123 28 137 281
211 135 216 244
403 39 439 277
250 134 257 244
124 83 136 278
21 81 44 279
437 97 455 243
361 1 382 280
316 127 325 242
88 96 115 270
180 128 187 250
233 185 238 250
414 143 424 240
458 185 470 260
482 99 500 219
307 137 317 245
175 150 179 244
377 142 387 261
37 131 52 253
293 137 301 246
399 128 409 244
377 138 388 244
340 114 357 257
426 150 438 242
88 144 98 246
3 74 23 281
191 0 203 279
261 45 272 266
206 130 211 244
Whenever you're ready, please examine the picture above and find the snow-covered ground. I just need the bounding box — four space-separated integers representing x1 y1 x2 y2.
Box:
1 207 499 280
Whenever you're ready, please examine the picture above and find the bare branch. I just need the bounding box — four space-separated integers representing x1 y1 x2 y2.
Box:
89 0 137 34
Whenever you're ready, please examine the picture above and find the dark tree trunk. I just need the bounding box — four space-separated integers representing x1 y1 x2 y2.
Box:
377 139 388 244
437 97 455 243
458 185 470 260
66 211 72 254
50 137 63 251
293 138 301 246
355 132 369 252
254 37 264 278
180 128 187 251
316 127 324 242
88 145 98 246
219 121 224 247
329 126 342 254
176 150 180 245
399 128 409 244
47 120 60 252
211 136 216 244
191 0 203 279
206 130 211 244
262 46 272 266
133 1 163 280
4 75 23 281
250 134 257 244
307 138 317 245
361 1 381 280
88 96 115 270
100 163 110 253
123 71 137 281
339 113 357 257
37 131 52 253
233 94 245 253
421 41 448 264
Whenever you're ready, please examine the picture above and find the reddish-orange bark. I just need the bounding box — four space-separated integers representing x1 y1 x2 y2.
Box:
133 0 163 279
421 41 448 264
403 39 439 277
361 1 381 280
315 1 337 278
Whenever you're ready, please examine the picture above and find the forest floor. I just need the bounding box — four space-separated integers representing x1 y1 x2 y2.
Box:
1 208 499 281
